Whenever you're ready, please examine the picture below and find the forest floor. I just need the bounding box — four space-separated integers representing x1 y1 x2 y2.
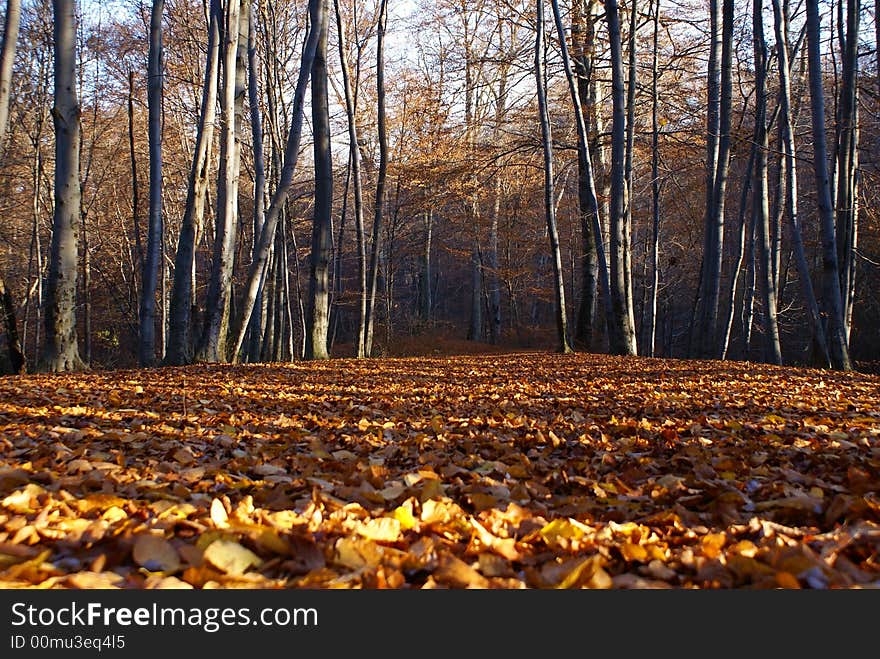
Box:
0 352 878 589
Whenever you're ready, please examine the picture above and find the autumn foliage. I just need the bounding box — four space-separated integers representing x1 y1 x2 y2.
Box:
0 352 878 589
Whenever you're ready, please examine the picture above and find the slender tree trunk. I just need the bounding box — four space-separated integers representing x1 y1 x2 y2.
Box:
646 0 661 357
0 0 22 154
771 0 830 367
696 0 733 358
0 275 24 373
365 0 389 356
305 0 332 361
623 0 637 339
229 0 322 361
556 0 613 351
246 1 266 362
720 143 756 359
139 0 164 367
334 0 367 357
167 0 219 365
196 0 244 363
805 0 852 370
537 0 572 353
604 0 637 355
835 0 859 341
43 0 82 372
753 0 782 364
127 71 143 312
419 209 433 321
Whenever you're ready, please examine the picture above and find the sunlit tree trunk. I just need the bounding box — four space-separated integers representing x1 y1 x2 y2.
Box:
139 0 164 367
196 0 244 362
334 0 367 357
230 0 322 361
771 0 830 367
537 0 572 353
0 0 21 155
245 1 266 362
305 0 332 361
365 0 389 356
167 0 220 365
753 0 782 364
604 0 637 355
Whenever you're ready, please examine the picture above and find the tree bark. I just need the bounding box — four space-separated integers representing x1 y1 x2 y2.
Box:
0 275 24 373
537 0 572 354
167 0 220 365
604 0 637 355
229 0 322 361
771 0 830 367
305 0 333 361
753 0 782 364
245 1 266 362
334 0 367 358
0 0 21 154
805 0 852 370
365 0 389 357
44 0 83 372
196 0 244 363
139 0 164 367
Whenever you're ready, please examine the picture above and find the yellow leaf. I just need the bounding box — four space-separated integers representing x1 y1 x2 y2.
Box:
393 506 418 531
539 519 585 547
356 518 401 543
210 498 229 528
620 542 648 562
469 519 520 561
132 534 181 573
701 532 727 559
2 484 45 513
99 506 127 524
202 540 262 576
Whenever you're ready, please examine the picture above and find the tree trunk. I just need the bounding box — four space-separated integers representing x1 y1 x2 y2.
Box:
537 0 572 354
771 0 830 367
695 0 733 358
196 0 244 363
805 0 852 370
365 0 389 357
305 0 332 361
0 275 24 373
334 0 367 358
753 0 782 365
229 0 322 361
835 0 859 341
556 0 613 353
44 0 82 372
245 1 266 362
139 0 164 367
623 0 637 341
604 0 637 355
168 0 220 365
127 70 143 318
646 0 661 357
0 0 22 154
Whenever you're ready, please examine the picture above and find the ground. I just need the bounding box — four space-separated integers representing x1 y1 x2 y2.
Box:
0 352 878 589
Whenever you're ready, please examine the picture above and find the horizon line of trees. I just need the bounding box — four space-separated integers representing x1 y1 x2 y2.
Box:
0 0 877 374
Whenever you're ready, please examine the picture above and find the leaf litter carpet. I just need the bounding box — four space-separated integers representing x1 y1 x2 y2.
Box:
0 352 878 589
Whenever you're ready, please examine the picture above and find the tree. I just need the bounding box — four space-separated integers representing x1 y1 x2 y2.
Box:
805 0 851 371
752 0 782 365
604 0 637 355
43 0 83 372
167 0 221 365
196 0 245 363
365 0 389 357
229 0 323 362
305 0 333 360
536 0 572 354
139 0 164 367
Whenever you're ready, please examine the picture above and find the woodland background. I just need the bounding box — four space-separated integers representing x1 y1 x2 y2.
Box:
0 0 877 373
